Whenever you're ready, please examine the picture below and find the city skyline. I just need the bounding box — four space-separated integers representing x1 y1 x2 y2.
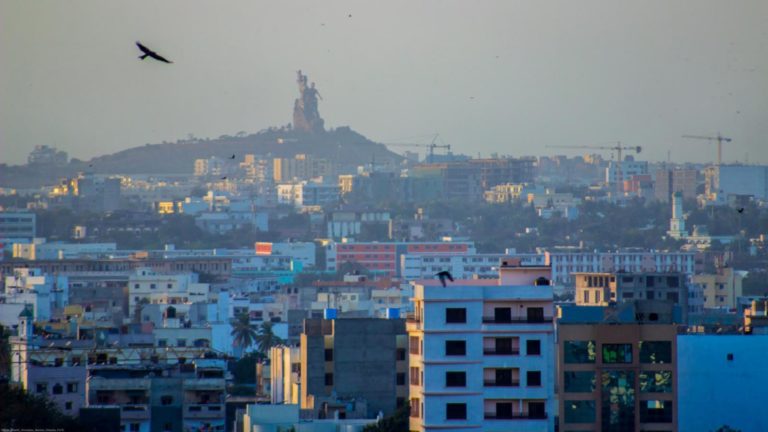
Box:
2 0 768 165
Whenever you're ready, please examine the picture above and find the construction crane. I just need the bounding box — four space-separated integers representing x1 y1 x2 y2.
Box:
383 133 451 163
681 134 732 166
546 142 642 197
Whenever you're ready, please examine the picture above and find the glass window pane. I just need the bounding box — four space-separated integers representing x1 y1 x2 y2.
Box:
564 371 596 393
564 340 596 363
601 370 636 432
564 400 596 423
639 341 672 364
602 344 633 364
639 371 673 393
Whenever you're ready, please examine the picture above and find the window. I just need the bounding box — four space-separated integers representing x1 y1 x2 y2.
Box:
134 284 139 289
639 371 673 393
324 349 333 361
564 371 595 392
167 283 172 289
446 403 467 420
396 373 406 386
494 337 516 354
494 368 516 386
527 307 545 322
494 402 514 419
494 307 512 323
161 396 173 406
325 373 334 386
410 399 420 418
526 339 541 355
158 339 167 347
52 383 63 395
639 341 671 364
396 348 406 361
150 283 156 289
67 382 78 393
177 339 186 347
445 340 466 356
409 336 420 355
564 400 596 423
36 383 47 393
445 308 467 323
410 367 420 385
445 371 466 387
564 341 596 363
130 424 140 432
602 344 632 363
528 401 546 419
527 370 541 386
65 401 73 410
602 371 635 430
640 400 673 423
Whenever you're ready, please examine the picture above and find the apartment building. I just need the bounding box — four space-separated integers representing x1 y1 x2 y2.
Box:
401 252 545 280
692 266 745 310
128 268 210 321
300 317 408 419
326 240 476 276
0 210 36 240
407 262 556 431
270 346 301 405
545 250 699 285
557 301 681 432
574 272 689 322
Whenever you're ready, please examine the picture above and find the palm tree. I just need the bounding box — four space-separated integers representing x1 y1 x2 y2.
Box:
255 322 283 355
230 314 257 352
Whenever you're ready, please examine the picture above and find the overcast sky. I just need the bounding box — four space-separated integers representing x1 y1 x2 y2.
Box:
2 0 767 165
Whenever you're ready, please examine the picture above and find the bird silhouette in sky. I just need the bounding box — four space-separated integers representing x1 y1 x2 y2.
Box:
436 271 454 287
737 208 744 213
230 154 236 159
136 41 173 64
221 176 227 180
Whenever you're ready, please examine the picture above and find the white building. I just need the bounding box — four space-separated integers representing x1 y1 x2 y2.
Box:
678 334 768 431
12 242 117 260
605 157 648 185
277 181 340 208
194 211 268 234
545 250 698 285
401 253 545 281
1 268 68 325
269 346 301 405
128 268 209 321
407 263 556 431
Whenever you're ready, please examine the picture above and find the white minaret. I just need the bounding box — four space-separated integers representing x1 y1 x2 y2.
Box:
667 191 687 239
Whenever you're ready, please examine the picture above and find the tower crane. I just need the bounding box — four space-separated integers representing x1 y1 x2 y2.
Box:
681 134 732 166
383 133 451 163
546 142 642 197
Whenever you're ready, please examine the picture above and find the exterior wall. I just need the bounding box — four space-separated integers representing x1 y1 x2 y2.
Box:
24 365 87 416
677 335 768 432
546 251 698 286
408 270 556 432
0 211 36 239
327 241 476 276
557 323 678 432
693 268 744 310
705 165 768 201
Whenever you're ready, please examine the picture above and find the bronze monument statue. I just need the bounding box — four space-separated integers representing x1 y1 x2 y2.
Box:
293 70 325 133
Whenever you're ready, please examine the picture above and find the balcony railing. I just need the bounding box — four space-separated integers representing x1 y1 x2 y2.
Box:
482 317 552 324
121 404 150 420
483 348 520 355
184 403 225 419
483 380 520 387
484 412 548 420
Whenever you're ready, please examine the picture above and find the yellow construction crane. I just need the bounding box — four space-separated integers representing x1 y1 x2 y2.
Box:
546 142 642 197
384 133 451 163
681 134 732 166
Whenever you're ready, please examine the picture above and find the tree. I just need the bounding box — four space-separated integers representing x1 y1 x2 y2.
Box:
255 322 283 355
0 383 82 431
231 314 258 352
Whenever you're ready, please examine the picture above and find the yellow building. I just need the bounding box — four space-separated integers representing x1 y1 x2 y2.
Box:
692 267 745 310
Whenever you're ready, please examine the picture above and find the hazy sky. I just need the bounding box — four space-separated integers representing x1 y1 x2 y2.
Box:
2 0 767 165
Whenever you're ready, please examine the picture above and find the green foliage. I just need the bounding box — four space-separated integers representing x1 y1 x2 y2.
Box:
255 322 284 355
232 352 261 384
0 383 82 430
231 314 258 350
362 405 409 432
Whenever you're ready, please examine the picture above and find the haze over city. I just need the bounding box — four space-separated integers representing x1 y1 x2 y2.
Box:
2 0 767 165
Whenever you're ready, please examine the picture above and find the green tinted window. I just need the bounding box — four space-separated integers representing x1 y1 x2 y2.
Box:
602 343 632 364
564 340 596 363
639 341 672 364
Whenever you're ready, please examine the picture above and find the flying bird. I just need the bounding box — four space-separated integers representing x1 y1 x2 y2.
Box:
230 154 236 159
435 271 454 288
737 208 744 213
221 176 227 180
136 41 173 64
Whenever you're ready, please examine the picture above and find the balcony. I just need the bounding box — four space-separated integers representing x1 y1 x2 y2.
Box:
121 405 150 420
184 404 225 419
482 317 552 324
484 412 548 420
88 378 151 391
483 380 520 387
182 378 226 390
483 348 519 356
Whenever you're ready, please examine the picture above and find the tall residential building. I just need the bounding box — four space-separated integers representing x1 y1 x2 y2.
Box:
654 168 698 202
605 157 648 186
270 346 301 405
300 317 408 419
557 301 681 432
273 154 333 182
692 266 745 309
407 261 556 431
574 272 689 322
